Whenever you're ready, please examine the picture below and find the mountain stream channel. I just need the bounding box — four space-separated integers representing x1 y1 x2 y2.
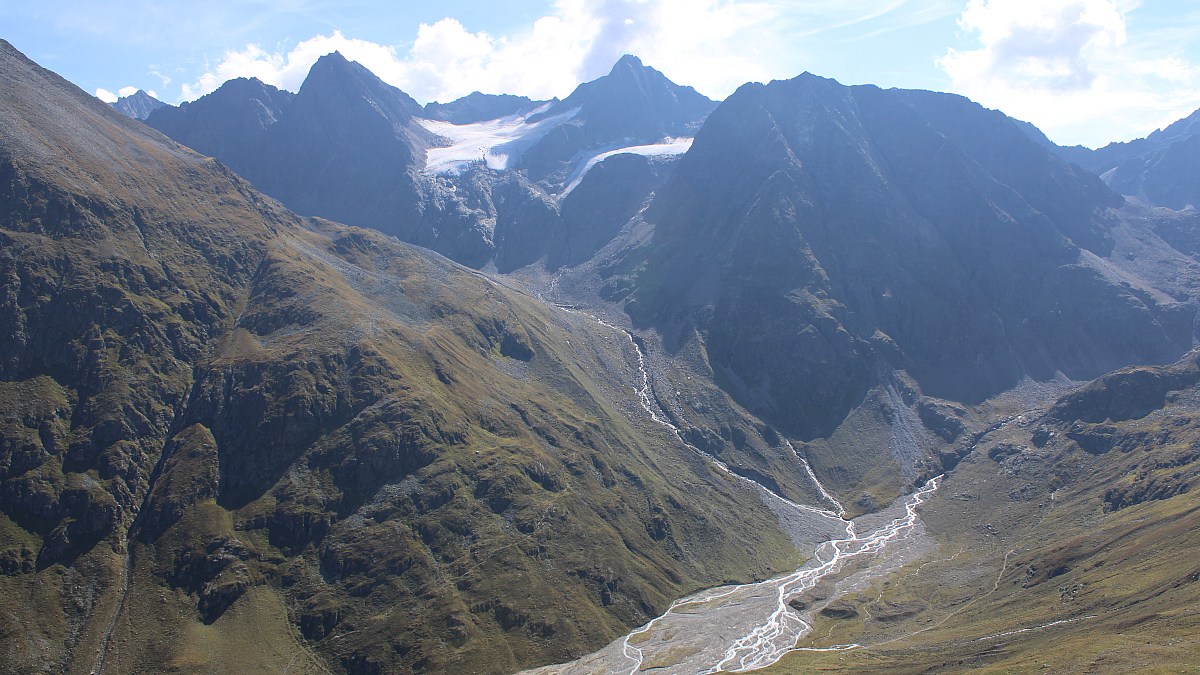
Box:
525 307 942 674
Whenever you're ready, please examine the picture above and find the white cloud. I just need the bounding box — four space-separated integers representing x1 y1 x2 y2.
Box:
939 0 1200 146
603 0 787 97
177 12 598 104
941 0 1124 90
97 85 158 103
175 1 794 105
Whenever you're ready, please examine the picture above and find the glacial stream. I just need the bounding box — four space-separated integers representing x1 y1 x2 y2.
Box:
529 309 941 674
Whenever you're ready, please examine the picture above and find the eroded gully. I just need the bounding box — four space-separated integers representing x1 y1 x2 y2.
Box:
526 309 940 674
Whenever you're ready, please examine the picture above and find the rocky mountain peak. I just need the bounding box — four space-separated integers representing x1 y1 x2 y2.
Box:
297 50 423 120
111 88 167 120
155 76 293 123
608 53 645 75
143 76 293 186
518 55 716 181
423 91 543 123
1147 105 1200 146
560 53 712 114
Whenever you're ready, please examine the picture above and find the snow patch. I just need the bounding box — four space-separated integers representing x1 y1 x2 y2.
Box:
561 138 693 196
418 104 579 175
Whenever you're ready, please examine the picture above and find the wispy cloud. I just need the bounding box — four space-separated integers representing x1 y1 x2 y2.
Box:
939 0 1200 146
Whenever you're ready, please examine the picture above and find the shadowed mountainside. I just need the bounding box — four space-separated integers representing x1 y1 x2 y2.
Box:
1025 106 1200 210
609 73 1192 442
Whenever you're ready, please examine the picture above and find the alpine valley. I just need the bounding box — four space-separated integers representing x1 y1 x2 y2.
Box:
2 38 1199 674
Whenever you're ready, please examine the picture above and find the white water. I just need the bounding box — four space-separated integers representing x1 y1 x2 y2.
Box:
529 477 939 675
975 615 1096 642
581 312 846 525
527 309 941 674
783 438 847 518
700 478 938 673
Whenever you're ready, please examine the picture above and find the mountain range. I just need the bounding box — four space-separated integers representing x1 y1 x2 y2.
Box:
1023 109 1200 210
2 38 1200 674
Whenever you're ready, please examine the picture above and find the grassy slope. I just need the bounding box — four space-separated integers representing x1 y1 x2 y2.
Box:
766 358 1200 673
0 41 807 674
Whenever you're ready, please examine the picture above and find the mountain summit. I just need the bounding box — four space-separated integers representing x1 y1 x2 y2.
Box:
548 54 714 137
519 54 716 181
298 50 424 120
146 76 294 178
147 52 438 246
110 88 166 119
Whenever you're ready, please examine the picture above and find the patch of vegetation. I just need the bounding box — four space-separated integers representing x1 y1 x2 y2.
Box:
767 356 1200 672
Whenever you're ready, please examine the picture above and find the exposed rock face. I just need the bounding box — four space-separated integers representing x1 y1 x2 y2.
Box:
1028 351 1200 513
110 89 167 120
1106 132 1200 210
145 77 295 182
550 152 672 269
918 399 967 443
619 73 1190 439
1027 106 1200 210
1046 352 1200 426
424 92 543 124
520 54 716 183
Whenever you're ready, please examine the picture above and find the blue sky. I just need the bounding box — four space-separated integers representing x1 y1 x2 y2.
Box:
3 0 1198 147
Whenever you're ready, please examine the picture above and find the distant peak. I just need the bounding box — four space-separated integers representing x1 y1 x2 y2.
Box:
117 89 156 101
296 50 424 118
614 54 644 69
772 71 845 95
794 71 836 83
303 51 369 87
311 51 352 72
607 54 649 78
215 76 274 93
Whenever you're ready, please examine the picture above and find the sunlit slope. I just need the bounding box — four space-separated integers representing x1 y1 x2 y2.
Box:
0 40 804 674
766 353 1200 672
